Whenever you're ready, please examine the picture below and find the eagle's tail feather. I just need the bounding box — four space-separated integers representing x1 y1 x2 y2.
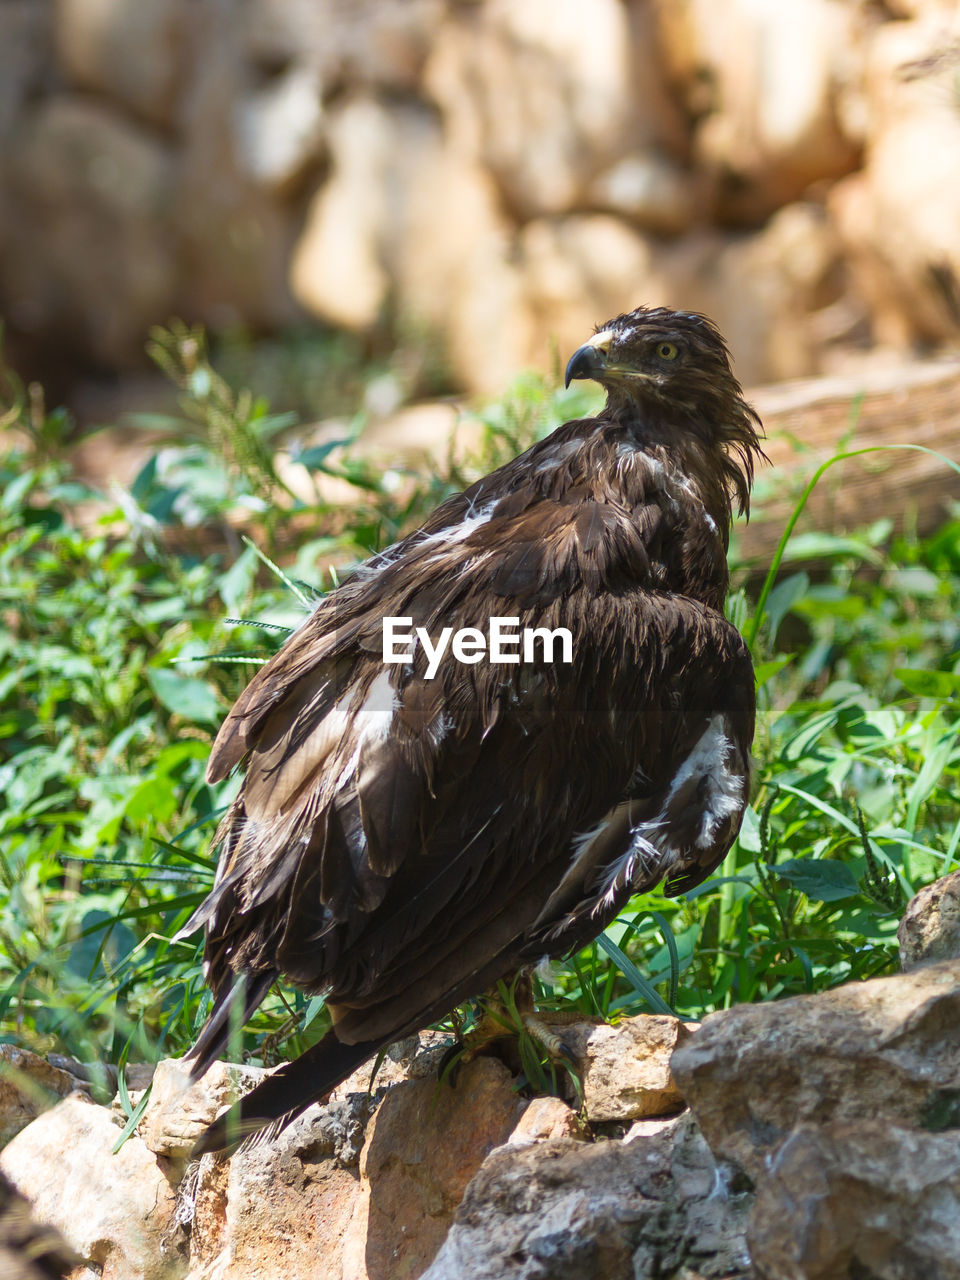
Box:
191 1028 385 1158
185 970 278 1084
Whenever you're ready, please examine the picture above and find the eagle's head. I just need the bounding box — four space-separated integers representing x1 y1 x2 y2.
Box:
565 305 765 516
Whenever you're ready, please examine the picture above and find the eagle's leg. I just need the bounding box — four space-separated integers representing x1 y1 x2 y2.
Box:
445 971 598 1078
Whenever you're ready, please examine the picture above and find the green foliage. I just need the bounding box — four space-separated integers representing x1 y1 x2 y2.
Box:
0 326 958 1081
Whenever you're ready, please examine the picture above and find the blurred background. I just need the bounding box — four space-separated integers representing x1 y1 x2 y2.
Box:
2 0 960 424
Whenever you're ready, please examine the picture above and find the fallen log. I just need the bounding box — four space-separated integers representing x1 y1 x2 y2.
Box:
740 358 960 566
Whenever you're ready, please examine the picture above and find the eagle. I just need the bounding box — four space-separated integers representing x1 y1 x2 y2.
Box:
180 306 765 1154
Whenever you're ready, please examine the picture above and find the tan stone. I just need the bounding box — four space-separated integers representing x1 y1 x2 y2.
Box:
0 2 51 139
586 153 703 236
172 8 300 334
422 1111 752 1280
670 959 960 1180
0 1046 88 1149
505 1096 582 1147
342 1057 527 1280
517 215 658 372
899 872 960 969
187 1102 368 1280
748 1122 960 1279
560 1015 691 1123
651 0 861 221
3 97 177 364
424 0 685 221
290 97 398 329
243 0 444 93
233 63 325 192
138 1057 269 1160
0 1094 177 1280
54 0 191 127
830 14 960 348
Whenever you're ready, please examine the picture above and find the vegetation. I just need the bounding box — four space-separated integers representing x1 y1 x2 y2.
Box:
1 325 958 1104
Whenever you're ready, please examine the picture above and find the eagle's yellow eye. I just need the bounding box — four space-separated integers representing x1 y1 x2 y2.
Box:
656 342 679 360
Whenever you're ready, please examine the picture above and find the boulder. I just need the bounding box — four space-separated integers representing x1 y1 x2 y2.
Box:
138 1058 269 1160
0 1094 177 1280
504 1096 583 1148
650 0 862 222
555 1014 691 1123
585 152 703 236
516 214 659 376
186 1099 369 1280
290 95 421 329
829 14 960 347
0 1046 88 1148
424 0 686 221
342 1057 528 1280
233 63 325 192
0 1 52 141
242 0 443 94
291 91 535 395
54 0 192 128
172 6 301 334
748 1122 960 1279
670 958 960 1180
183 1051 525 1280
2 97 177 364
899 870 960 970
422 1111 752 1280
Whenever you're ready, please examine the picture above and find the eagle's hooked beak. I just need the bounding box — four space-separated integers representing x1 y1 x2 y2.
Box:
564 330 613 388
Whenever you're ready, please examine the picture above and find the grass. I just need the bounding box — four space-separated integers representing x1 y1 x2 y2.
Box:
1 323 958 1088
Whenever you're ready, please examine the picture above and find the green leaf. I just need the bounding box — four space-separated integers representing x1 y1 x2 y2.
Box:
147 668 221 724
775 858 860 901
765 572 809 645
895 669 960 699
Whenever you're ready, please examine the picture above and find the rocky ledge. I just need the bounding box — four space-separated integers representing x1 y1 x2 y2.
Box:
2 872 960 1280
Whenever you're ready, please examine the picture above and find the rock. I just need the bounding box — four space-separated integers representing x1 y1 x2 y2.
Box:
342 1057 528 1280
517 214 658 374
748 1122 960 1279
424 0 686 221
687 202 844 384
0 1169 78 1280
0 1046 88 1148
291 91 534 394
504 1097 583 1148
0 2 52 141
243 0 444 94
186 1098 369 1279
422 1111 752 1280
586 152 703 236
2 97 177 363
829 14 960 348
397 142 532 397
290 95 414 329
172 6 301 335
670 958 960 1181
651 0 862 222
0 1094 177 1280
54 0 191 128
138 1057 269 1159
556 1015 691 1123
233 63 325 192
899 871 960 969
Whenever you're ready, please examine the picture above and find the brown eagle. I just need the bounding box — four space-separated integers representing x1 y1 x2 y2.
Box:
181 306 765 1153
